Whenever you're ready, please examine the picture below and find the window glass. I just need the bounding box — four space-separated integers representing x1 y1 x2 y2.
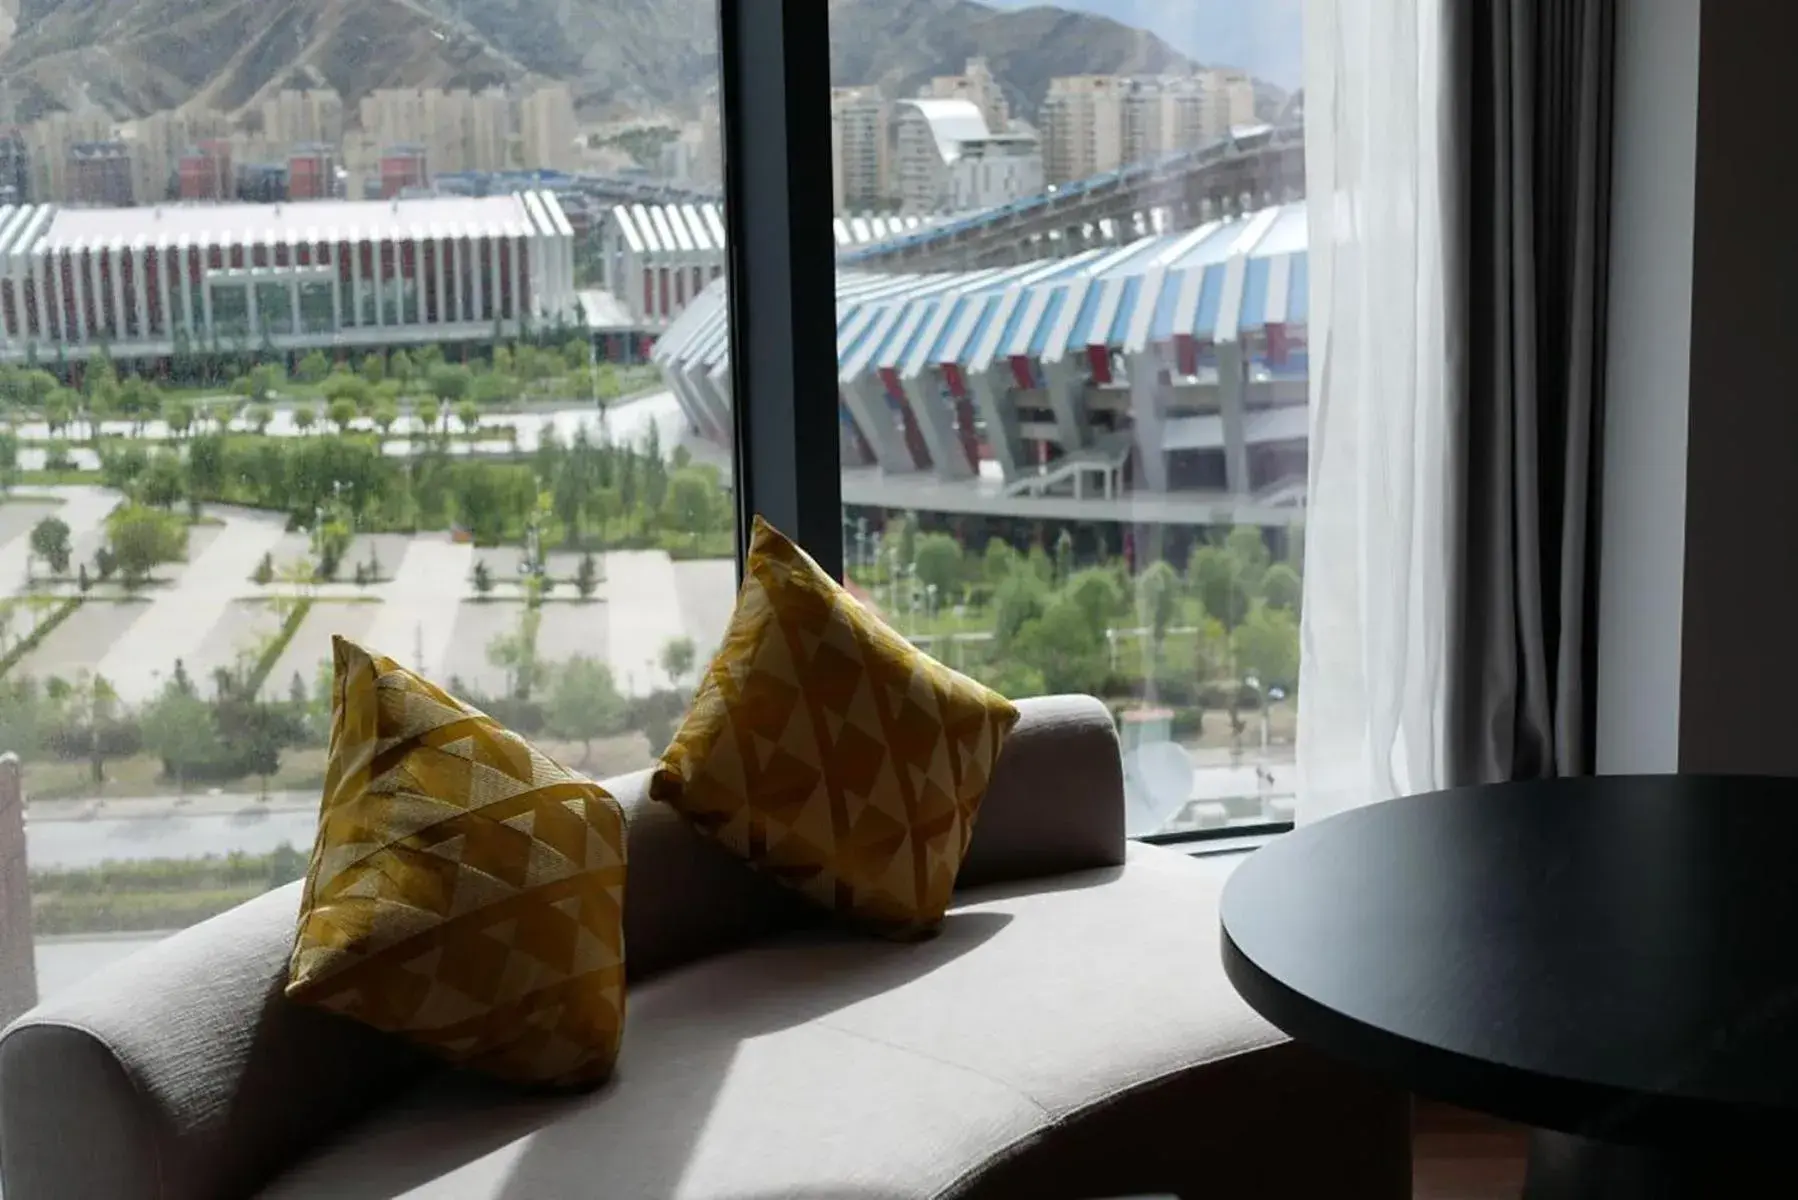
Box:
818 4 1306 839
0 18 732 1016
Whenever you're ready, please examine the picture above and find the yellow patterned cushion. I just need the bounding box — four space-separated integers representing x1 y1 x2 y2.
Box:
287 637 627 1088
651 517 1019 938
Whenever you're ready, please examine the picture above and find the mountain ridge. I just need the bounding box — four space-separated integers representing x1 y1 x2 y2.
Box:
0 0 1282 128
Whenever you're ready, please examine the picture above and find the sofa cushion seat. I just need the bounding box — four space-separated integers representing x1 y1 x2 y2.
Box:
259 844 1282 1200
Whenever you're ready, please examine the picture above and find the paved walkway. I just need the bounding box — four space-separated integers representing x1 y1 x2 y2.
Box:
0 487 115 593
362 537 475 680
94 510 289 702
603 551 688 697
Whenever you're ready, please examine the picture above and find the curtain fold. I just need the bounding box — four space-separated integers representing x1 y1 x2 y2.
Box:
1297 0 1461 823
1298 0 1615 820
1452 0 1615 784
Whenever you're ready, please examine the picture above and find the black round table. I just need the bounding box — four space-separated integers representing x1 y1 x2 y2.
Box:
1220 775 1798 1199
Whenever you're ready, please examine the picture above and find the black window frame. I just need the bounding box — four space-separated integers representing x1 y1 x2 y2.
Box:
715 0 1293 845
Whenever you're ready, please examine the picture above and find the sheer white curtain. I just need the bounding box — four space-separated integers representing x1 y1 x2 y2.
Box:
1297 0 1462 822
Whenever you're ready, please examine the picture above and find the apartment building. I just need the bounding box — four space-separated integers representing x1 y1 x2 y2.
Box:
359 88 511 176
20 111 114 203
1043 69 1261 185
260 88 345 149
1041 76 1127 184
519 85 578 173
126 107 233 205
922 56 1010 138
830 86 890 214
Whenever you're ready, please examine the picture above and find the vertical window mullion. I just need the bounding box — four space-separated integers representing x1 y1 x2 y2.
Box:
717 0 843 580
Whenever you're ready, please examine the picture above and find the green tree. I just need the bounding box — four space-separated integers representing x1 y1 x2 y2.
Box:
455 400 480 435
993 570 1049 650
252 551 275 586
107 505 188 588
659 636 697 690
471 559 494 597
1225 525 1272 594
162 398 194 439
247 403 273 435
187 433 226 502
472 371 516 407
295 349 331 384
662 466 721 546
360 352 387 385
327 397 357 434
140 680 220 795
1135 560 1182 653
77 563 91 594
0 429 18 495
1188 544 1251 631
562 335 589 372
1015 596 1108 694
293 404 317 436
574 550 599 600
430 363 473 406
323 372 372 414
544 655 627 765
30 516 73 576
1054 528 1076 585
372 399 399 438
1232 605 1301 691
388 348 415 388
1066 568 1125 641
912 533 964 604
487 606 545 699
1260 562 1302 613
417 398 442 436
140 453 185 509
671 444 692 470
43 441 74 473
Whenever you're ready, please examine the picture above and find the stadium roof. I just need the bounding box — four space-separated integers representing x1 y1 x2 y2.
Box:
0 192 570 256
654 201 1308 383
608 201 941 256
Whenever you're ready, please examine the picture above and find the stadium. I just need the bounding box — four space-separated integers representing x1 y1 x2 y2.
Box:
647 199 1309 530
0 192 580 364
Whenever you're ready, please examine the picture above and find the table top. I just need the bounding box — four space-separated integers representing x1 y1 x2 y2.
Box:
1220 775 1798 1144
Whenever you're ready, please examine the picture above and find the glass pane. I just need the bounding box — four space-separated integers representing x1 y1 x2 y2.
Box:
816 8 1305 838
0 27 733 1017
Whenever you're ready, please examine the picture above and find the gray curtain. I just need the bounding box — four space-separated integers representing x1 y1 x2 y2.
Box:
1451 0 1617 784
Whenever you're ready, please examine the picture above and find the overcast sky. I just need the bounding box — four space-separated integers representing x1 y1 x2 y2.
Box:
982 0 1305 90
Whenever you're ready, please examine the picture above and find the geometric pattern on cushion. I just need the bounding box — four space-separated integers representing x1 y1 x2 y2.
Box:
286 636 627 1088
651 517 1019 939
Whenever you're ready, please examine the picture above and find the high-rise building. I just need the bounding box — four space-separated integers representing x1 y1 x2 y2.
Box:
20 110 113 202
379 143 429 199
892 99 990 214
177 138 233 201
519 85 578 172
287 144 338 201
1043 70 1262 185
922 57 1010 137
67 141 134 206
830 86 889 214
0 129 27 204
261 87 345 149
360 88 512 176
126 108 231 205
1040 76 1127 184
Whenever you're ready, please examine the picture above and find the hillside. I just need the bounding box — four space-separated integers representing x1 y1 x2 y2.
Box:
0 0 1270 125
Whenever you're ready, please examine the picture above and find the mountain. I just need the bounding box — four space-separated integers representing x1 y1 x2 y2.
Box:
980 0 1304 90
0 0 1273 126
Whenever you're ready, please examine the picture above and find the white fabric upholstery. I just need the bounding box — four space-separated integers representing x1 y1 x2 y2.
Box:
259 846 1281 1200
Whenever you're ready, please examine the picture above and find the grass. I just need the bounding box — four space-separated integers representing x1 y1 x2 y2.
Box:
33 887 272 935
